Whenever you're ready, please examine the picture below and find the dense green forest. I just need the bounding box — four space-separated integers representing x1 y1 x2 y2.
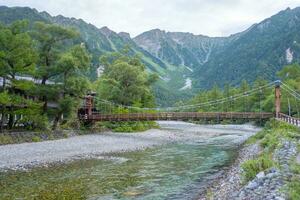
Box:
0 20 158 132
0 20 91 131
179 64 300 117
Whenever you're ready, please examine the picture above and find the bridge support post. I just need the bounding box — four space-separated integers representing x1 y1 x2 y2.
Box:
85 95 93 116
275 81 281 118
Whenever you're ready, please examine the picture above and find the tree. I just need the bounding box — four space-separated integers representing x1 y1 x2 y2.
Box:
239 80 250 112
0 20 39 130
250 77 270 112
32 22 78 113
52 45 91 129
277 64 300 117
95 50 158 112
207 83 222 111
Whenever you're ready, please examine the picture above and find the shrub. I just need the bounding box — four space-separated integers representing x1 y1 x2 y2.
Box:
246 130 267 144
287 178 300 200
260 133 279 152
60 116 82 130
288 159 300 200
0 134 14 145
241 153 275 182
31 136 41 142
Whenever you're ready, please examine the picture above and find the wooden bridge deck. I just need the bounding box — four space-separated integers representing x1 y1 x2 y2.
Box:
80 112 274 122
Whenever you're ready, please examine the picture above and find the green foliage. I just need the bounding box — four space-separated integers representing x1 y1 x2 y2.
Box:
2 6 300 106
94 51 159 132
113 121 159 132
241 153 275 182
246 130 267 144
260 133 279 152
0 134 14 145
0 20 37 78
287 158 300 200
93 121 159 133
96 51 157 108
247 119 300 152
31 136 41 142
287 179 300 200
0 91 10 105
21 113 49 131
0 20 47 130
186 63 300 118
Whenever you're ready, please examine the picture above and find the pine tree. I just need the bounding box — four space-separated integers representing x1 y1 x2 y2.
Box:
0 20 39 130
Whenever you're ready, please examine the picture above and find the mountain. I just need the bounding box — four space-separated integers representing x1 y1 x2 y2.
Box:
134 29 237 70
134 7 300 90
0 6 192 106
193 7 300 89
1 6 300 105
0 6 171 77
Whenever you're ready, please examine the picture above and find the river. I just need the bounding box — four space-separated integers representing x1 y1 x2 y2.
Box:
0 122 260 200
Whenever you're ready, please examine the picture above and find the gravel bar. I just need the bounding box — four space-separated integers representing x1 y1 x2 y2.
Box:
0 121 260 171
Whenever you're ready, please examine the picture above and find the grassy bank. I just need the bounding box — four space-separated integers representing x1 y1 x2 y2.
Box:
0 121 160 145
242 119 300 199
0 131 70 145
90 121 160 132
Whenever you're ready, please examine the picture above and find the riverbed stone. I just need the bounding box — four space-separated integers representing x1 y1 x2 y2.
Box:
256 171 265 179
247 181 259 190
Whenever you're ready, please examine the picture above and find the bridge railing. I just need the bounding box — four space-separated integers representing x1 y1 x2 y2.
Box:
79 112 274 122
277 113 300 127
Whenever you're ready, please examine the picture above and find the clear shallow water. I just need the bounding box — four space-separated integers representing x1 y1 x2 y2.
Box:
0 125 250 200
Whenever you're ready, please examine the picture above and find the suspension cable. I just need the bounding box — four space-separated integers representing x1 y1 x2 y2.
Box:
93 81 276 111
281 86 300 101
281 82 300 98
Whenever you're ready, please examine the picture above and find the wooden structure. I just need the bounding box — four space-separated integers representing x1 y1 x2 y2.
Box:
79 81 300 127
275 81 281 118
277 113 300 127
79 112 274 122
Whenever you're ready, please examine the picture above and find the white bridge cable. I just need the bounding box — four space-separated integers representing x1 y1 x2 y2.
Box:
156 81 276 110
94 81 276 111
281 82 300 98
281 86 300 101
96 82 275 111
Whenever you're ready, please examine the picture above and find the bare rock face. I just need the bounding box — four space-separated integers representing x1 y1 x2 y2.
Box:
99 26 116 37
133 29 232 69
118 32 131 40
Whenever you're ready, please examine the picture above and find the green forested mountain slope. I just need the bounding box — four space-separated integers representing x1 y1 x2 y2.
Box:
134 7 300 90
133 29 239 70
193 7 300 89
1 5 300 105
0 6 169 79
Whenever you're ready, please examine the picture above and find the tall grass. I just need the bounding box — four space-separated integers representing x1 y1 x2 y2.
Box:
241 153 275 182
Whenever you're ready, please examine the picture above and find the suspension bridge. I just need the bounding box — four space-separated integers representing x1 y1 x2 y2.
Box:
78 80 300 127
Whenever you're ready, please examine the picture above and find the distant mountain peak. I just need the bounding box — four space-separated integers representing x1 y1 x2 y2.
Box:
118 32 131 39
99 26 116 37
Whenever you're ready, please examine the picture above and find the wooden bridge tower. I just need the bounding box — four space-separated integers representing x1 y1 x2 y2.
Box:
275 80 281 118
85 95 93 116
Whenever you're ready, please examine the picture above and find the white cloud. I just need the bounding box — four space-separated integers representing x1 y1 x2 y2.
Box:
1 0 300 37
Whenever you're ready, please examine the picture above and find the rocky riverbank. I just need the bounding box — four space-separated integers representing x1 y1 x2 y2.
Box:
199 120 300 200
234 140 297 200
198 142 262 200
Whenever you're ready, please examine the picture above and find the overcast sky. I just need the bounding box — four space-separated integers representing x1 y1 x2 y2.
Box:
1 0 300 37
